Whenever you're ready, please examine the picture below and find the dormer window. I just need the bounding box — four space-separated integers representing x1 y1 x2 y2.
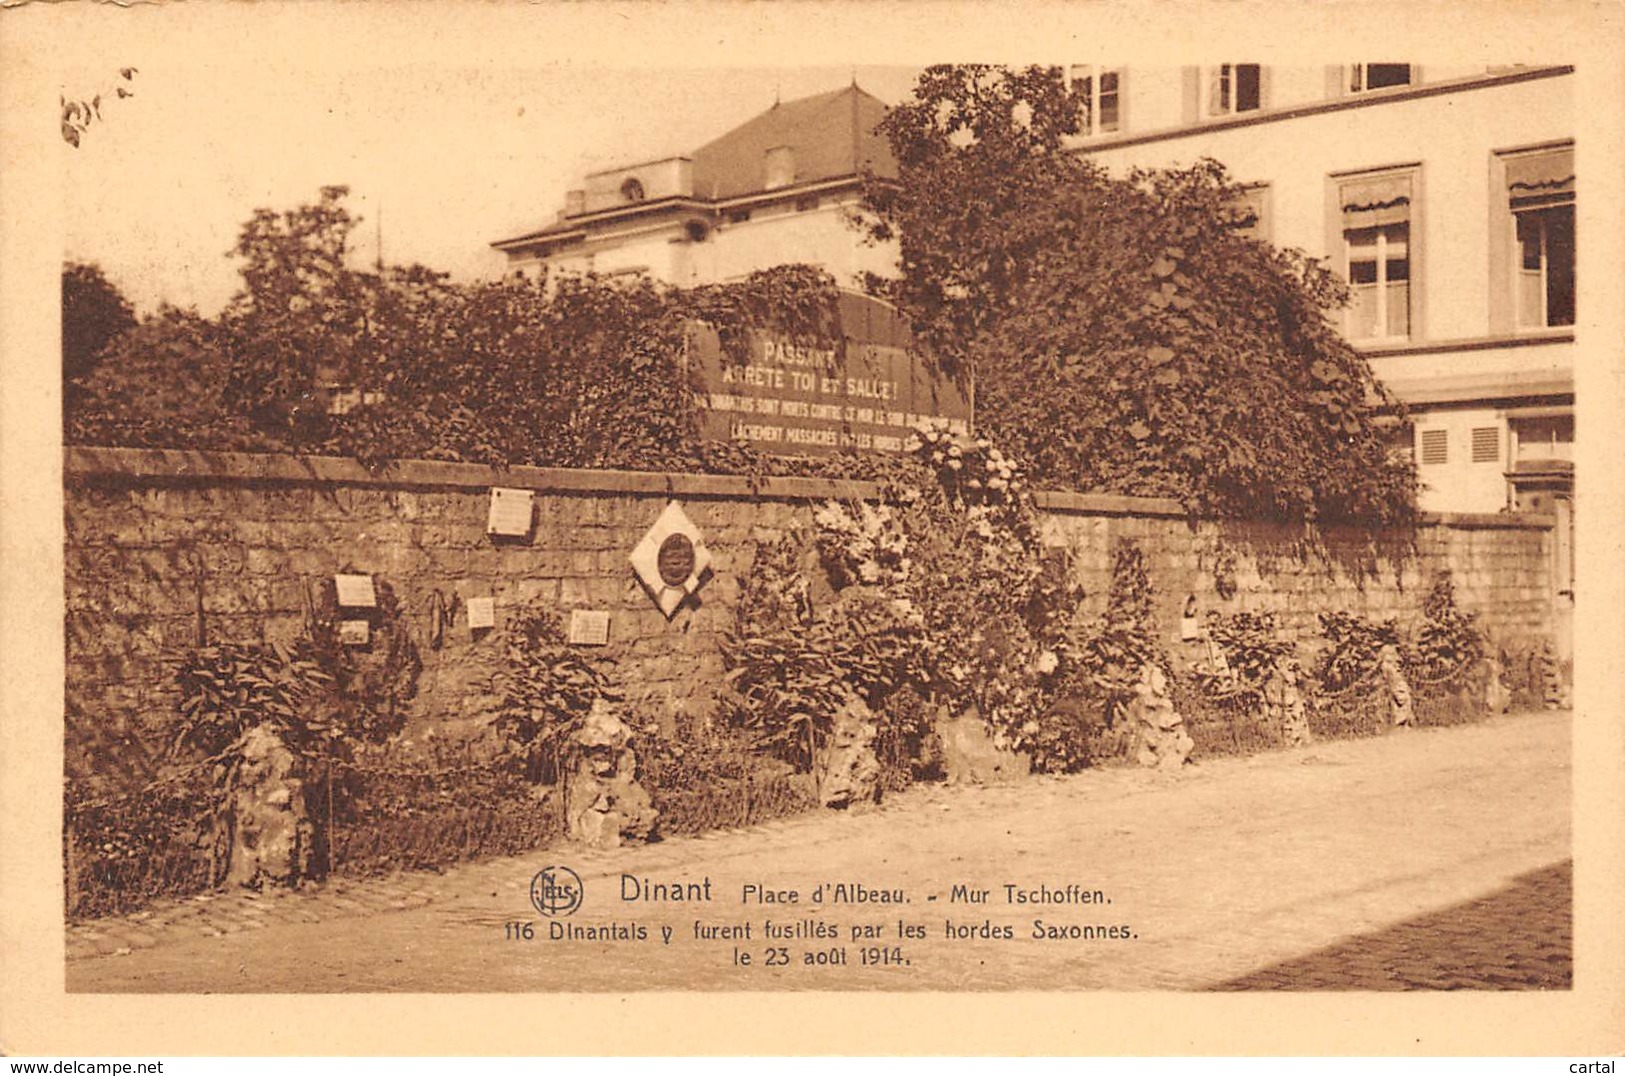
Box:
764 146 795 191
620 177 646 203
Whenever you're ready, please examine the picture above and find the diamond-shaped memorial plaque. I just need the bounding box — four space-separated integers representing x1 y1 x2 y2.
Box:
629 501 713 618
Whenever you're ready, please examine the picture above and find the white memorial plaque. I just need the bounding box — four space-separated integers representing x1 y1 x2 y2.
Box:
334 573 377 608
337 619 370 646
466 596 496 630
486 487 534 537
568 609 611 646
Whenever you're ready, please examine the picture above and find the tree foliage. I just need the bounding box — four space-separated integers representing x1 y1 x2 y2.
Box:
67 186 861 477
62 261 137 384
857 64 1417 524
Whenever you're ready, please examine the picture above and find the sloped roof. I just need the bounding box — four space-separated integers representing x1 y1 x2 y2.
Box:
690 84 897 201
494 84 898 250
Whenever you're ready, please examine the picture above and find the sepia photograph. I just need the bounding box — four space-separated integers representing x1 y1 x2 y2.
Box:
3 0 1622 1060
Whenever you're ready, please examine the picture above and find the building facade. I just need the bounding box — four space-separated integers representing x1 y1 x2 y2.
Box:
1065 64 1574 537
491 85 898 290
497 67 1576 551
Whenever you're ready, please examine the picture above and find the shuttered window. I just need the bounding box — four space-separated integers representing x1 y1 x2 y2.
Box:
1206 64 1262 115
1471 427 1500 463
1420 428 1448 465
1349 64 1412 92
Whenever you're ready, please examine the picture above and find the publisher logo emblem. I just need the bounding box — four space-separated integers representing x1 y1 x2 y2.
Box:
530 865 584 918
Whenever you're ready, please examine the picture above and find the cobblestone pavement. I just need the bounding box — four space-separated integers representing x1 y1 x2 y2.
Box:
66 710 1571 992
1215 860 1572 990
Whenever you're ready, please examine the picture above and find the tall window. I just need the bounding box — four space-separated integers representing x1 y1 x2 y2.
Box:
1339 170 1415 341
1505 147 1575 329
1515 207 1576 328
1348 64 1412 92
1206 64 1262 115
1068 65 1121 137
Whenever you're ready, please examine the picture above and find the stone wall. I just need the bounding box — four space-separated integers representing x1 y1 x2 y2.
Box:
1034 491 1557 658
64 448 1559 781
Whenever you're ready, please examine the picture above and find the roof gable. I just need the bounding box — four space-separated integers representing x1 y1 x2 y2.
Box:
690 85 897 201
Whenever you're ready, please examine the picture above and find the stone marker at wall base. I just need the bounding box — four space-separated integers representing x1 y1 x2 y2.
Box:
226 723 314 889
564 701 658 850
1263 658 1313 747
815 693 881 809
939 706 1032 786
1127 664 1193 770
1539 640 1568 710
1378 643 1415 728
1468 655 1512 715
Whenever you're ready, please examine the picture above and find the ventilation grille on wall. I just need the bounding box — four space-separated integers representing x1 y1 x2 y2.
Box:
1471 427 1500 463
1420 428 1449 465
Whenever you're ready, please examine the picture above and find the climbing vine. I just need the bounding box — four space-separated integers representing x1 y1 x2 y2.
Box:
721 422 1105 777
66 187 865 481
1190 611 1296 707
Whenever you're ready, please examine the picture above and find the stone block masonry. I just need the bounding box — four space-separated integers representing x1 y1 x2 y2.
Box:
64 448 1559 782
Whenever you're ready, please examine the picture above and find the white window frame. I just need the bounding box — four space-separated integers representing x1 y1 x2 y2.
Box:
1347 63 1413 93
1202 64 1262 117
1512 202 1575 331
1067 65 1121 137
1343 220 1411 342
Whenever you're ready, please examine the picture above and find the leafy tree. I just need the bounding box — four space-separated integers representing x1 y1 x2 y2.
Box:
221 185 374 437
62 261 137 383
856 64 1417 524
67 186 852 475
68 303 257 449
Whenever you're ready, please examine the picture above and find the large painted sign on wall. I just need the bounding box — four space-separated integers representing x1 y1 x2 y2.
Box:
686 290 972 456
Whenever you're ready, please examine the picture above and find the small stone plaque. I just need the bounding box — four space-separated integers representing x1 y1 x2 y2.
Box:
568 609 611 646
338 619 371 646
487 487 534 538
467 596 496 630
334 573 377 608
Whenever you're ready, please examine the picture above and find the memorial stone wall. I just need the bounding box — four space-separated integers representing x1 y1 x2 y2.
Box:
63 447 1559 779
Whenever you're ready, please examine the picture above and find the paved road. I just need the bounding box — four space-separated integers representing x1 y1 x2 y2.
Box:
67 711 1571 992
1216 859 1571 990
